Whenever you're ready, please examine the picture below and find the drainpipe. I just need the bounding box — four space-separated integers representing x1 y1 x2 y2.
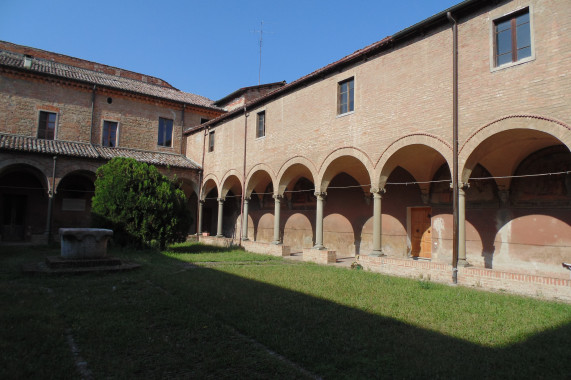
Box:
181 104 186 156
89 85 96 144
198 127 207 235
239 106 248 246
46 155 57 245
447 11 459 285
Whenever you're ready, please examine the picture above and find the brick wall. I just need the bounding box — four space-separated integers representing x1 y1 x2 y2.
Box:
192 0 571 277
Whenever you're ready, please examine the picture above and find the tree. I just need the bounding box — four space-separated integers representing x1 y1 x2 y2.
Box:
91 157 191 249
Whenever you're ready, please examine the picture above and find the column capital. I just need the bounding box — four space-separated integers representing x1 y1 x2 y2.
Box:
370 187 386 195
199 199 206 204
314 191 327 199
243 196 251 202
272 194 283 200
460 182 470 191
217 197 225 203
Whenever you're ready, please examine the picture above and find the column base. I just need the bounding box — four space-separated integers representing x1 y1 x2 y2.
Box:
369 250 386 257
313 244 325 250
242 237 249 241
458 258 470 267
216 234 224 238
272 241 281 245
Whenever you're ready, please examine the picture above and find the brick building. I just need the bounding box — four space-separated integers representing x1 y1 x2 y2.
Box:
0 0 569 299
186 0 570 298
0 41 224 242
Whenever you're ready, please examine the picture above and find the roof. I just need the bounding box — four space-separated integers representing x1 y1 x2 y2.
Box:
185 0 488 134
214 81 287 107
0 49 224 112
0 133 201 170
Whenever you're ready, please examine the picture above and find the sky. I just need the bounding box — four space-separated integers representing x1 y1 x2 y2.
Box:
0 0 461 101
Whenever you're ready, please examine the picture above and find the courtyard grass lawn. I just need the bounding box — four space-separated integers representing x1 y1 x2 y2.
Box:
1 243 570 379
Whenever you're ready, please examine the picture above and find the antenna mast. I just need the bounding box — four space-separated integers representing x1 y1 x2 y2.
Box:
256 21 264 85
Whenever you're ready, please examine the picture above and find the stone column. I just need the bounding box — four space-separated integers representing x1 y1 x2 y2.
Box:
458 184 470 267
216 197 224 237
313 192 326 250
371 188 386 256
242 197 250 241
272 194 282 244
197 200 204 234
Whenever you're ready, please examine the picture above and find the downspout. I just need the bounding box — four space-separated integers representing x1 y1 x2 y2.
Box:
447 11 459 284
89 85 96 144
181 104 186 156
198 127 207 235
239 106 248 246
46 155 57 244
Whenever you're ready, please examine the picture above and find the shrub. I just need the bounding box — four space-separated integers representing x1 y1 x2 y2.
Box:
91 158 191 249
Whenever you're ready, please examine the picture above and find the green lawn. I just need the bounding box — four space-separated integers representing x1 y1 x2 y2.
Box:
1 243 569 379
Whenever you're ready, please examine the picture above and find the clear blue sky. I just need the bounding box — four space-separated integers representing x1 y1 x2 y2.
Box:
0 0 461 101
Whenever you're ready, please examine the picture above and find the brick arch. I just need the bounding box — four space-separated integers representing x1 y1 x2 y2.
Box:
0 158 51 193
56 169 96 192
317 147 374 194
201 174 220 200
277 156 318 195
460 115 571 184
220 169 243 199
245 163 277 198
57 162 99 181
375 133 453 189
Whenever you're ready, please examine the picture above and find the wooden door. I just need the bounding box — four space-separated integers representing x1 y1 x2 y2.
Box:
410 207 431 258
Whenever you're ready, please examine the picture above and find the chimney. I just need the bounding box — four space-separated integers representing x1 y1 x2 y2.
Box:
23 55 32 69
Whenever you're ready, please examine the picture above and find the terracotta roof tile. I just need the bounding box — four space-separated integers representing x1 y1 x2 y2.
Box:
0 50 223 111
0 133 200 169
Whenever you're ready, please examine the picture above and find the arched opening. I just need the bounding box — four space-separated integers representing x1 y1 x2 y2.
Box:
54 171 95 231
0 165 48 242
278 162 316 252
378 143 449 259
201 182 218 236
461 125 571 275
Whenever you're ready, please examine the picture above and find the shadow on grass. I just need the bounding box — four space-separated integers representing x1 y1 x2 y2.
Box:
165 243 234 254
164 263 570 379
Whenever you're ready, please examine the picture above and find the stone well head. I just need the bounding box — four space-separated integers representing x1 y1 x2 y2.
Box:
59 228 113 259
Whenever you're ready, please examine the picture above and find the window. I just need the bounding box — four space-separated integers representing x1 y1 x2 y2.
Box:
256 111 265 138
337 78 354 115
102 121 118 147
494 9 532 67
158 117 173 147
208 130 215 152
38 111 56 140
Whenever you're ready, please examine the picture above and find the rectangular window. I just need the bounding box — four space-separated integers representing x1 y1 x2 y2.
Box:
208 130 215 152
102 121 118 147
256 111 265 138
494 9 532 67
158 117 173 147
337 78 354 115
38 111 56 140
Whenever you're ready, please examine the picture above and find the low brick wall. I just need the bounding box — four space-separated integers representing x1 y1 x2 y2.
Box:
358 255 571 302
303 248 337 264
198 235 237 248
241 240 291 257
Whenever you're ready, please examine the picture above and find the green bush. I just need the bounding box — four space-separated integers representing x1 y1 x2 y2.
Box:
91 157 191 249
